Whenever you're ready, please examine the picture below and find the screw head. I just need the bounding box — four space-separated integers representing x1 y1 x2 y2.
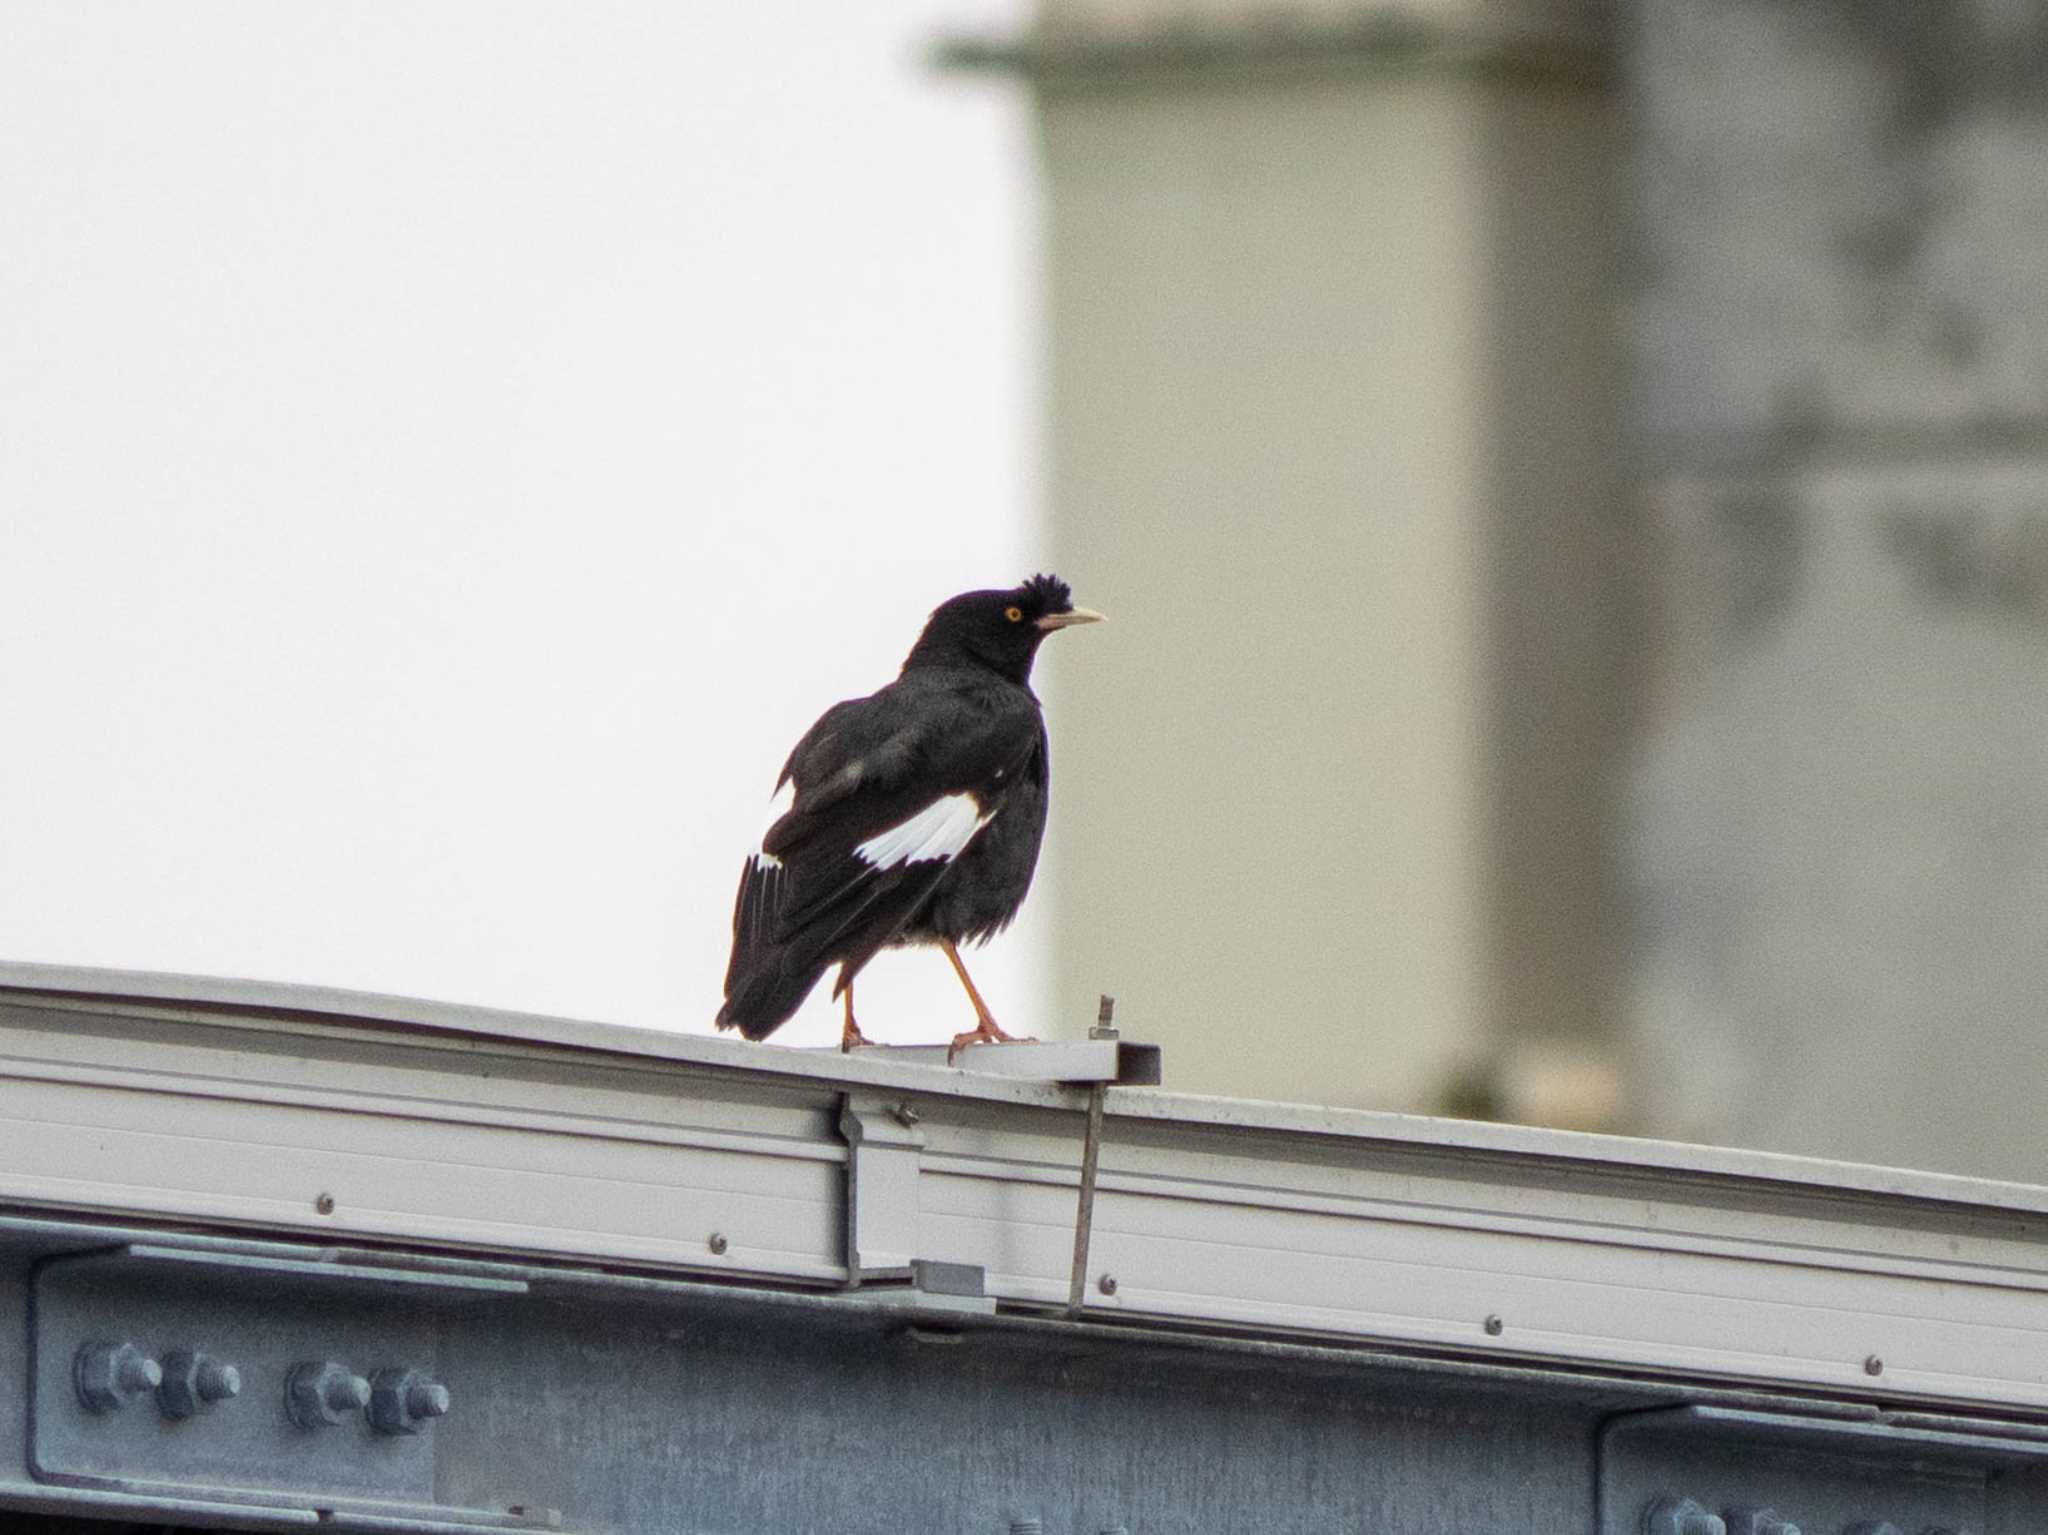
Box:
1096 1273 1118 1296
314 1192 336 1215
369 1368 451 1435
1483 1314 1504 1336
157 1349 241 1419
1863 1353 1884 1376
287 1361 371 1428
74 1341 163 1413
708 1232 729 1256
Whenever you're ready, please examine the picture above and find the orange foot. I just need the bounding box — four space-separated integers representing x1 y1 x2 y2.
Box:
947 1017 1034 1063
840 986 873 1053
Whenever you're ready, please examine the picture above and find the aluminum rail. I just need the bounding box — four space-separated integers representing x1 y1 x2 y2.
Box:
1 961 2044 1413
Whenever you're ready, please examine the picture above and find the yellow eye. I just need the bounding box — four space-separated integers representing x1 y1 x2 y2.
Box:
1005 605 1024 623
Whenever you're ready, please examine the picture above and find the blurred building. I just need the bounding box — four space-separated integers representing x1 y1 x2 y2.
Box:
947 0 1632 1120
1626 0 2048 1181
947 0 2048 1181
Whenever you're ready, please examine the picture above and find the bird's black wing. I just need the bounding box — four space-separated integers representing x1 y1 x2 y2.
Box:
718 672 1042 1036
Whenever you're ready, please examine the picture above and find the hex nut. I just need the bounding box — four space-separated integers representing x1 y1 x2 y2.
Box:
74 1341 163 1413
286 1360 371 1428
157 1349 241 1419
368 1367 451 1435
1723 1508 1800 1535
1645 1497 1726 1535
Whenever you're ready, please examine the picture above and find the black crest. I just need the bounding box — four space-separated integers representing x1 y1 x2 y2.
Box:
1019 572 1073 614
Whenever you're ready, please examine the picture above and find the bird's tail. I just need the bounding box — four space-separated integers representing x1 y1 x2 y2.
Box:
715 963 826 1041
716 856 828 1041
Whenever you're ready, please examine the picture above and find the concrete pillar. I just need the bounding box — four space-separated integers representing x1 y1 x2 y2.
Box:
947 3 1632 1114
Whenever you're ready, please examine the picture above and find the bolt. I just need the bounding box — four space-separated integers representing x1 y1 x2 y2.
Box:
157 1349 241 1419
1009 1520 1043 1535
708 1232 729 1255
1645 1496 1726 1535
368 1367 451 1435
286 1361 371 1428
1723 1508 1801 1535
891 1101 922 1129
1864 1353 1884 1376
1483 1314 1504 1336
1091 994 1118 1039
314 1192 336 1215
74 1341 163 1413
1097 1273 1118 1296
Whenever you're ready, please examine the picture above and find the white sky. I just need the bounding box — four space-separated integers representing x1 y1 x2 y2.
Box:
0 1 1049 1049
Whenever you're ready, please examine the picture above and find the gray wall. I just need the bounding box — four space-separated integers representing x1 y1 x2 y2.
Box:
1626 0 2048 1179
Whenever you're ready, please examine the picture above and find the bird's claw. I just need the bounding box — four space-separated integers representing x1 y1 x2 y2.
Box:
840 1022 875 1053
946 1020 1031 1063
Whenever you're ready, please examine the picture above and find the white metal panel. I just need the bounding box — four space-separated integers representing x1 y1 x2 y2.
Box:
0 1002 848 1282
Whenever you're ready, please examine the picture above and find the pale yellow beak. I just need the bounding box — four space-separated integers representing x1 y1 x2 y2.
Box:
1036 606 1105 632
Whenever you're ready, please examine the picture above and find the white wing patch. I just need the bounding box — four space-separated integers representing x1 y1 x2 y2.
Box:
855 793 994 870
753 778 798 870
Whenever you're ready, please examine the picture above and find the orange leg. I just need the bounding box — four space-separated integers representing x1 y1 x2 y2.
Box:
839 976 873 1053
941 938 1032 1060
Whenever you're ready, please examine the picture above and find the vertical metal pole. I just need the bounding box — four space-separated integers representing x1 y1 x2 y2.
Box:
1067 1083 1106 1317
1067 994 1116 1317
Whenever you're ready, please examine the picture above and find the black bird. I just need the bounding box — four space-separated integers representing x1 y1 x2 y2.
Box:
716 574 1102 1055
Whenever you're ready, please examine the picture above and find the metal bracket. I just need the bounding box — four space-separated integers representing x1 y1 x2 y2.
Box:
839 1095 926 1286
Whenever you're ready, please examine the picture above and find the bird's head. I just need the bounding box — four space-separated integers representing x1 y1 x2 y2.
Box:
903 573 1104 683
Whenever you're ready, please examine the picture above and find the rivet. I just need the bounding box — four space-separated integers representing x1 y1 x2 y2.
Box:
1097 1273 1118 1296
1863 1353 1884 1376
708 1232 729 1256
1483 1314 1504 1336
314 1193 336 1215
